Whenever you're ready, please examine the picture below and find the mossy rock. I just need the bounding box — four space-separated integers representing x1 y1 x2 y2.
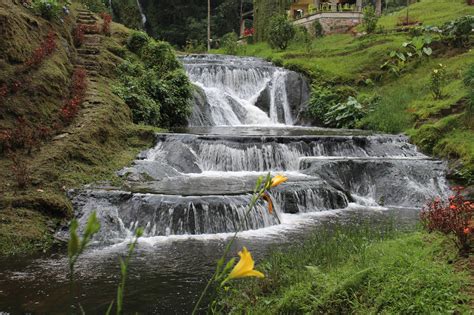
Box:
1 191 73 218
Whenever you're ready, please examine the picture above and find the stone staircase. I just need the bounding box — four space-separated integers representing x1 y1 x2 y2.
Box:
74 9 103 108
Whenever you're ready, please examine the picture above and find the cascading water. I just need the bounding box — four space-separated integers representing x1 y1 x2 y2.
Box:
136 0 147 27
182 55 307 126
68 55 449 242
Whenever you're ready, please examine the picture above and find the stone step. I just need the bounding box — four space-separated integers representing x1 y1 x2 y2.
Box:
86 70 99 77
77 19 97 25
77 47 100 55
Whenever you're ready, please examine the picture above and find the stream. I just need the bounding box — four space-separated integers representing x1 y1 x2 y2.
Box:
0 55 448 314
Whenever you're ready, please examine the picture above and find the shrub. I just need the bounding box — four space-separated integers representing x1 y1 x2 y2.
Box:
61 68 87 123
99 12 112 36
267 15 295 50
9 153 30 189
73 24 86 47
465 63 474 124
362 5 378 34
26 31 57 67
80 0 107 13
126 31 150 54
221 32 240 55
441 15 474 47
429 63 447 100
421 187 473 254
114 53 192 128
312 20 324 37
141 41 181 73
32 0 62 20
184 40 207 54
324 96 366 128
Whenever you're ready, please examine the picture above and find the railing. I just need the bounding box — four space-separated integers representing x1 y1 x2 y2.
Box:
293 4 361 20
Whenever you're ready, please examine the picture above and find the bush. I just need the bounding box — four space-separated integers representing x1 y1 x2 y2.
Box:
441 15 474 47
362 5 378 34
126 31 150 54
267 15 295 50
324 96 366 128
114 41 192 128
80 0 107 13
32 0 62 20
100 12 112 36
25 31 57 68
421 187 473 254
429 63 447 100
312 20 324 37
221 32 240 55
184 40 206 54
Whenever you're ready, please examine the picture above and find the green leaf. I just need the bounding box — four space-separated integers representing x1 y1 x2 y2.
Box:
423 47 432 56
105 300 114 315
68 220 79 259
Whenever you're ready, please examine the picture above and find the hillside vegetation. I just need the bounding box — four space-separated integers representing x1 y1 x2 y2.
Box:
228 0 474 185
0 0 190 255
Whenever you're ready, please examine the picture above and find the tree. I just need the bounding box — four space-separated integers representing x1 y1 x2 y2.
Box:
375 0 382 16
267 15 295 50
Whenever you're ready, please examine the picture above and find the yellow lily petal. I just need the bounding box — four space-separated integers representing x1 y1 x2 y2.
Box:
271 174 288 188
227 247 264 280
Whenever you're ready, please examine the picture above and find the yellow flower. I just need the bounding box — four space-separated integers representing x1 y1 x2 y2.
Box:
271 174 288 187
227 247 264 280
433 69 438 74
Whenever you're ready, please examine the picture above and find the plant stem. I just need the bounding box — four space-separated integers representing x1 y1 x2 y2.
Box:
191 192 262 314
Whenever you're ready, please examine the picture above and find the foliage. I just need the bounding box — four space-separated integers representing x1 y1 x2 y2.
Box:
26 31 57 67
32 0 62 20
421 187 474 253
430 63 447 100
267 15 295 50
381 35 432 76
126 31 150 54
221 32 240 55
61 68 87 123
362 5 378 34
100 12 112 36
80 0 107 13
68 212 100 284
441 15 474 47
114 36 192 127
324 96 366 128
105 228 144 315
464 63 474 124
73 24 86 47
217 224 468 314
184 40 207 54
8 152 30 189
307 84 362 127
312 20 324 37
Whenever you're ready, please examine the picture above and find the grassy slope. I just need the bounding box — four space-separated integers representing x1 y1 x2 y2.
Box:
0 2 158 255
228 0 474 183
218 229 470 314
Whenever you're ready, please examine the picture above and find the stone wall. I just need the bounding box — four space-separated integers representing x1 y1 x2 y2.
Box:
293 12 362 35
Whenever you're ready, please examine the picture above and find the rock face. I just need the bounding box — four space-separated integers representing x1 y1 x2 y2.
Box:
285 71 311 124
188 85 215 126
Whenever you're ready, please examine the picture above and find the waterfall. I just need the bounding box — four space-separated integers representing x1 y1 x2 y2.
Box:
69 55 449 244
136 0 147 27
182 55 307 126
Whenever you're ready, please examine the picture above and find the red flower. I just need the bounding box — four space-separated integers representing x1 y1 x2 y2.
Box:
464 227 471 235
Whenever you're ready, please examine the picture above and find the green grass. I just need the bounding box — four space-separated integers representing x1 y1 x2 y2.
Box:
217 227 469 314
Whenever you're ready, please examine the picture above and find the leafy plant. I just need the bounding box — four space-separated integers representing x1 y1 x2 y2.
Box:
312 20 324 37
429 63 447 100
324 96 366 128
441 15 474 47
267 15 296 50
100 12 112 36
362 5 378 34
32 0 62 20
26 31 57 67
420 187 473 254
221 32 240 55
73 24 86 47
80 0 107 13
61 68 87 123
126 31 150 54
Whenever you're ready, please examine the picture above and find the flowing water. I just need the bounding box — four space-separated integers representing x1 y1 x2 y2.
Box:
0 55 449 314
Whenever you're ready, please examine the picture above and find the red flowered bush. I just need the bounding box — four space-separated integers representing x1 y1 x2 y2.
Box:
25 31 57 67
60 68 87 123
421 186 474 253
100 12 112 36
243 27 255 37
74 24 86 47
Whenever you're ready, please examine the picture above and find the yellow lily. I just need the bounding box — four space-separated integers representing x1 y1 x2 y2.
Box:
261 191 274 214
226 247 264 281
271 174 288 188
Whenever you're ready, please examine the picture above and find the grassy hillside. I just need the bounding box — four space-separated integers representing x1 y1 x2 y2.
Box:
226 0 474 184
0 1 161 255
